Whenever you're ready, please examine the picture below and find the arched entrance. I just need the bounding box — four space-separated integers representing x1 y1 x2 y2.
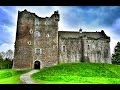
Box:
34 61 40 69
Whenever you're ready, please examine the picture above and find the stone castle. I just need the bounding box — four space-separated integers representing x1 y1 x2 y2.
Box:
13 10 111 70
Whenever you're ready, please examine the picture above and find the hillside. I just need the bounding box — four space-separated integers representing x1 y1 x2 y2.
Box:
31 63 120 84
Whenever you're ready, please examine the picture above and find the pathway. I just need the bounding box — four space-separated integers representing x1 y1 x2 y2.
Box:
20 70 39 84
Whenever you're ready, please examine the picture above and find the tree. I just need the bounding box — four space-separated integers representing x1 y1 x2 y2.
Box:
5 49 14 61
112 42 120 64
0 50 13 69
0 52 2 59
0 52 6 60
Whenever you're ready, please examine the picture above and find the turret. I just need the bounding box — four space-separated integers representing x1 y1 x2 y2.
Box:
51 11 60 21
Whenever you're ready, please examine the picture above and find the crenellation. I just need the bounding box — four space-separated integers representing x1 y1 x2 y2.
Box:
13 10 111 70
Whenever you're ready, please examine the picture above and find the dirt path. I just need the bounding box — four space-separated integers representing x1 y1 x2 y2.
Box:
20 70 39 84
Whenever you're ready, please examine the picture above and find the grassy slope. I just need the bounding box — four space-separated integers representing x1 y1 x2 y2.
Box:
0 69 30 84
32 63 120 84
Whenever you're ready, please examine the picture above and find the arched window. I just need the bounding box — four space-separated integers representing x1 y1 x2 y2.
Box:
88 45 90 50
27 41 31 45
29 29 33 34
35 19 40 26
104 49 108 58
46 34 50 38
62 45 66 52
34 31 40 38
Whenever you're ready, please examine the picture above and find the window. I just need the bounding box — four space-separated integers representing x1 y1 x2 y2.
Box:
34 31 40 38
46 34 50 38
35 48 42 54
29 29 33 34
35 26 39 30
62 45 66 52
88 45 90 50
27 41 31 45
35 19 40 26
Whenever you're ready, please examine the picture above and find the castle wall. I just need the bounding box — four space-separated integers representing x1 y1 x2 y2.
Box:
33 15 59 68
58 37 82 63
58 31 111 64
13 10 111 70
13 10 59 69
13 10 35 69
58 32 83 63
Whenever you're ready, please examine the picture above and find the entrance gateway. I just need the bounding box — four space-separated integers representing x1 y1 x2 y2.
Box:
34 61 40 69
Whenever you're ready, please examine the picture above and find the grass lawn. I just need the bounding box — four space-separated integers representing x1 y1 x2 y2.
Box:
0 69 30 84
31 62 120 84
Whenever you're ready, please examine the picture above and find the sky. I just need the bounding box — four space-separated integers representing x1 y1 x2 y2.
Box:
0 6 120 55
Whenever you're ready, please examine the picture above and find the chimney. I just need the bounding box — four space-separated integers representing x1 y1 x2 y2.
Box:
79 28 82 33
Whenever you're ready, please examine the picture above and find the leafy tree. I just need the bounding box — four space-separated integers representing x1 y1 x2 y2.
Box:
112 42 120 64
5 49 14 61
0 52 3 59
0 51 13 69
0 52 6 60
3 58 13 69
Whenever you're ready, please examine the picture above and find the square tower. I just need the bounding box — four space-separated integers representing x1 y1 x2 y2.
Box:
13 10 60 70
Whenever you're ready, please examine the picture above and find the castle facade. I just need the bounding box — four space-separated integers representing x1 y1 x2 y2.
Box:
13 10 111 69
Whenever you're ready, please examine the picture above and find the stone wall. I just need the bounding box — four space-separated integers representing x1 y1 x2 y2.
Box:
13 10 35 69
33 12 59 68
13 10 59 69
58 31 111 64
13 10 111 70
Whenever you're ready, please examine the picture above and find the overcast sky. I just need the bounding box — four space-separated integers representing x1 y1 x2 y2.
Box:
0 6 120 55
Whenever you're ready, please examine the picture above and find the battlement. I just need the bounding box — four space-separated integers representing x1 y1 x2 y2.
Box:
13 10 111 70
18 9 60 21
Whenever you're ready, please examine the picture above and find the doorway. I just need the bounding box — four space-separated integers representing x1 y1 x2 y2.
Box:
34 61 40 69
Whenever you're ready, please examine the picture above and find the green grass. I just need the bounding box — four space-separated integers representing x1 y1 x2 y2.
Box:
0 69 30 84
31 62 120 84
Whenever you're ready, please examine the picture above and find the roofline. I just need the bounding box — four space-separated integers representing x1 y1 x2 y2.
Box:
58 31 101 33
58 31 110 39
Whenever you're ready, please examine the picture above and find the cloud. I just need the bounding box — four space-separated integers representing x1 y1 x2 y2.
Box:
15 6 55 17
58 6 120 30
0 6 17 52
99 27 120 55
0 43 14 52
112 18 120 36
0 6 16 26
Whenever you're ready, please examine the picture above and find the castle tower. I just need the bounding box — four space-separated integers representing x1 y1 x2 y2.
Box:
13 10 59 70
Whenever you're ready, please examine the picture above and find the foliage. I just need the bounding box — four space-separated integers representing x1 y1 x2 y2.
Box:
0 49 14 60
5 49 14 60
0 53 2 60
31 63 120 84
0 50 13 69
112 42 120 64
0 58 13 69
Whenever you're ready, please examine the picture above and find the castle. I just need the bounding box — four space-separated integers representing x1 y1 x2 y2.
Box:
13 10 111 70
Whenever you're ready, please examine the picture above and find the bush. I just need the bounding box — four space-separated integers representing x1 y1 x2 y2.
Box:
0 58 13 69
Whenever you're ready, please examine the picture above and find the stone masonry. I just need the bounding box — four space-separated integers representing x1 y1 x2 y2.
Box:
13 10 111 70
